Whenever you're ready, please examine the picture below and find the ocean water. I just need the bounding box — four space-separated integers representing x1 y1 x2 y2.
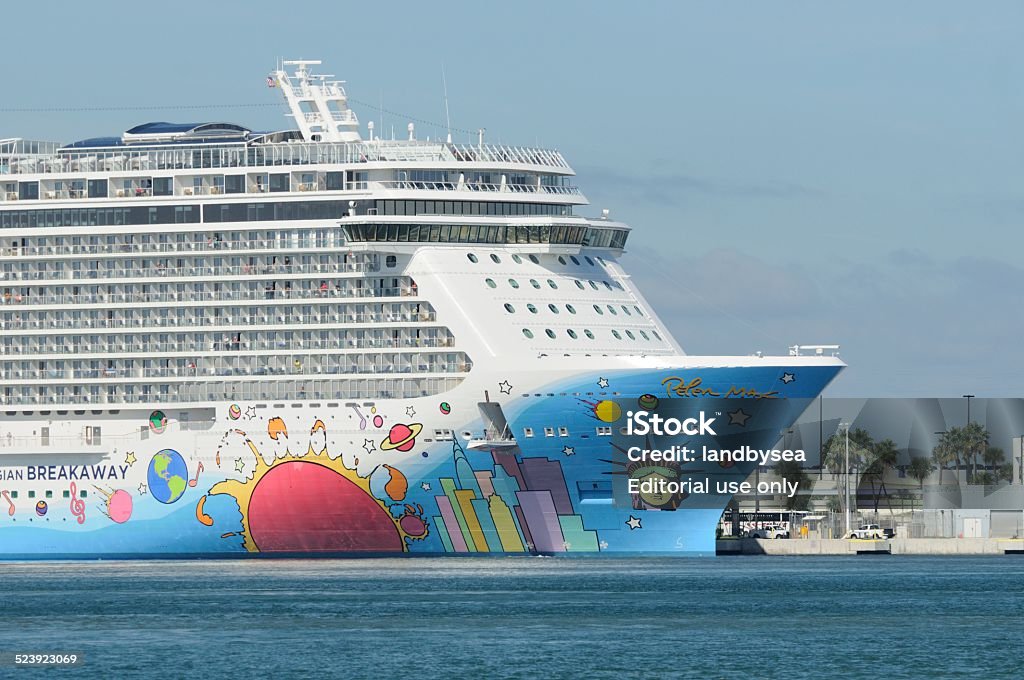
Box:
1 556 1022 679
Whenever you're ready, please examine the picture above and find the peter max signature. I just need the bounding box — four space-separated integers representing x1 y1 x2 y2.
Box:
661 376 778 399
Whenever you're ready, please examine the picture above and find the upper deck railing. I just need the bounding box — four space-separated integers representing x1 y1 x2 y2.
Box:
0 138 572 176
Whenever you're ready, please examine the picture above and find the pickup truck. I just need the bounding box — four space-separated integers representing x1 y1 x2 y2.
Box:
746 527 789 539
850 524 885 539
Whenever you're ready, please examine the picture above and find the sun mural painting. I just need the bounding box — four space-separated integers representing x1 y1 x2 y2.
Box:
205 418 428 553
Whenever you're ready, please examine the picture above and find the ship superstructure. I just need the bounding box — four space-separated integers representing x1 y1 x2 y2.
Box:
0 61 843 558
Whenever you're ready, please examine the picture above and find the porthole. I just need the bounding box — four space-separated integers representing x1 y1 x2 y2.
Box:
548 304 559 314
485 278 497 289
522 328 534 338
625 330 635 340
585 256 595 266
527 304 538 314
652 330 662 341
490 253 501 263
545 329 556 339
634 306 643 316
588 280 598 290
584 329 595 339
467 253 478 263
604 281 613 290
566 304 577 314
612 330 622 340
640 330 649 340
607 305 617 315
530 279 541 289
593 305 604 315
547 279 558 289
567 329 578 339
621 305 631 316
574 280 585 290
512 254 523 264
508 279 520 289
528 254 540 264
570 256 580 265
504 303 515 313
558 256 567 265
385 255 397 268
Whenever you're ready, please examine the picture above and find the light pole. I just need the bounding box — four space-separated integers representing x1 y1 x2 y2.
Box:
963 394 975 425
840 422 851 537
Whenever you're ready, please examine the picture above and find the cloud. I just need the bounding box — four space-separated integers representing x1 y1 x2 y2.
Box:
626 247 1024 396
576 164 823 207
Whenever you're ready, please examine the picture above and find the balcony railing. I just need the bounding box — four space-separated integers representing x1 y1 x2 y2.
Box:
1 139 571 177
0 261 388 283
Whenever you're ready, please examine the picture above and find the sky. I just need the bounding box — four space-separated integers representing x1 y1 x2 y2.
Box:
2 1 1022 396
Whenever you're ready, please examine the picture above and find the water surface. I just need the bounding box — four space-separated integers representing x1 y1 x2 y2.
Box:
1 556 1021 678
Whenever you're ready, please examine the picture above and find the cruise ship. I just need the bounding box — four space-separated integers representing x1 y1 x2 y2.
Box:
0 60 843 558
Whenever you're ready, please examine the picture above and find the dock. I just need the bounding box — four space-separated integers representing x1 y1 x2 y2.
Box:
717 538 1024 556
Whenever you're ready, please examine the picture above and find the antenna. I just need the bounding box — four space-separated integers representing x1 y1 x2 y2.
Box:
442 64 452 144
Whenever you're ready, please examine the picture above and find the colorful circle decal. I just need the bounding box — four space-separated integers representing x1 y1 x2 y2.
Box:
379 423 423 452
594 400 622 423
146 449 189 505
246 461 404 552
439 402 451 415
35 500 47 516
638 394 659 410
104 489 133 524
229 404 241 420
372 414 384 428
149 410 167 434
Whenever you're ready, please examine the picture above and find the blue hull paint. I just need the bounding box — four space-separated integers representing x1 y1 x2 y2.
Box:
0 365 840 558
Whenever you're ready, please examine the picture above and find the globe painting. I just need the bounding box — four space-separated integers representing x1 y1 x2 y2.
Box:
147 449 189 504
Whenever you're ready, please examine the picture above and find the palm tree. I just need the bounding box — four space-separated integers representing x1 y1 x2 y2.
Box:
962 422 990 483
982 446 1005 473
933 428 972 484
863 439 898 512
823 427 873 516
908 456 933 489
774 460 810 511
931 436 954 485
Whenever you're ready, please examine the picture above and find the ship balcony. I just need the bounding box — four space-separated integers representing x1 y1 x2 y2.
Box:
0 261 390 284
0 438 109 456
378 179 583 197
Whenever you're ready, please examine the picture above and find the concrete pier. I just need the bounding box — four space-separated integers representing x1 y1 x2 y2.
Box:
717 537 1024 555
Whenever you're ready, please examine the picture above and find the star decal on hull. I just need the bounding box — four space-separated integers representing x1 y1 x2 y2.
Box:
124 451 137 467
597 377 610 389
137 483 147 495
362 439 376 455
781 372 796 384
244 405 257 420
562 446 575 456
498 380 513 394
728 409 752 427
626 515 642 530
405 406 416 417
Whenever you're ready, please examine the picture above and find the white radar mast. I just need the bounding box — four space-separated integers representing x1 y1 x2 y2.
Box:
272 60 361 143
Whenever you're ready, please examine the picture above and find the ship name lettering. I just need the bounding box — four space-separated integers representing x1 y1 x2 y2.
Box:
26 465 128 481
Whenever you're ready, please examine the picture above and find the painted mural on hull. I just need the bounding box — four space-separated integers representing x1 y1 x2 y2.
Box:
0 365 839 558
